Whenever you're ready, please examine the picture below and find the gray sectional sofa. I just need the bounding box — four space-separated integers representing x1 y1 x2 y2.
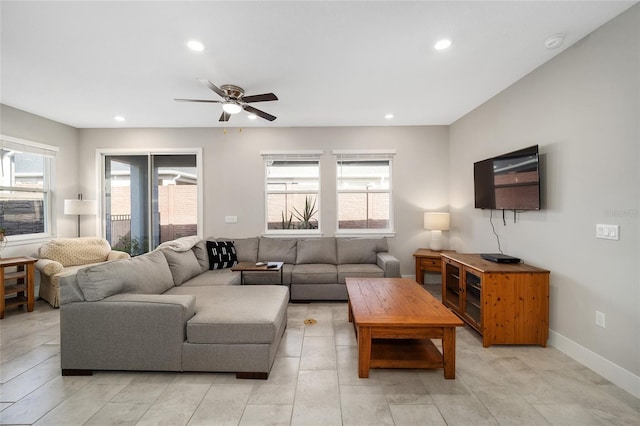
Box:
216 236 400 301
59 236 399 378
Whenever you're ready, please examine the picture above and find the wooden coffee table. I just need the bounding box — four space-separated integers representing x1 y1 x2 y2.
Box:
346 277 464 379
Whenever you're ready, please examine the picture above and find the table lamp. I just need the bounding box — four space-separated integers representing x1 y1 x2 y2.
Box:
64 194 97 237
424 212 450 251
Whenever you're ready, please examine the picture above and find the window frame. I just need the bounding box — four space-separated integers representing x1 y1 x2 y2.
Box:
334 149 395 237
262 150 322 236
0 134 58 243
97 148 203 252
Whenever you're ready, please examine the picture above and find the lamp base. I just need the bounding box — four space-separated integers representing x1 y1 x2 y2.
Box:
429 230 444 251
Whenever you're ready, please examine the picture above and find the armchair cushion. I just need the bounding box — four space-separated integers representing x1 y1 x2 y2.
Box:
35 258 64 276
39 237 112 267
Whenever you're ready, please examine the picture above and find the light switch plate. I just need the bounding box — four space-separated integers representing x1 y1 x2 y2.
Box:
225 216 238 224
596 224 619 240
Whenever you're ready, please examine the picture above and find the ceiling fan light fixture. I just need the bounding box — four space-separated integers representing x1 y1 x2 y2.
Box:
434 39 452 50
186 40 205 52
222 101 242 114
248 114 258 120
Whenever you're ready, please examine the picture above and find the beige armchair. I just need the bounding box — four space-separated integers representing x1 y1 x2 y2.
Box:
36 237 130 307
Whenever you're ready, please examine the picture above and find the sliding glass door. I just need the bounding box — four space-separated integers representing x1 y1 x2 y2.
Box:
103 152 199 255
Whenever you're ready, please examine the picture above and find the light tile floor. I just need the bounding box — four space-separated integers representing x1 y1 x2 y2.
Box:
1 289 639 425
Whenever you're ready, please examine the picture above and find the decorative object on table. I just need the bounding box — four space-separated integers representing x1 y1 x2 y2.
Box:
63 194 97 237
423 212 450 251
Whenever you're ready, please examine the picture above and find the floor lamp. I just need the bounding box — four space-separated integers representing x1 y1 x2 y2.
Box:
424 212 450 251
64 194 97 237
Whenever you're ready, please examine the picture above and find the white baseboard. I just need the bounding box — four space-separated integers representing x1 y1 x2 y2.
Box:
549 329 640 398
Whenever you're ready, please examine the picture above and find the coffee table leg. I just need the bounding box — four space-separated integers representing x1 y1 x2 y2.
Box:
442 327 456 379
358 326 372 378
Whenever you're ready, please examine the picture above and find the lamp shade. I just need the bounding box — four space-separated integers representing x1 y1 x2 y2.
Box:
64 199 97 216
424 212 450 231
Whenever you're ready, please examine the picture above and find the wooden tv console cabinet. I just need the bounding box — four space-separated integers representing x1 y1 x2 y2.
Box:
440 253 550 347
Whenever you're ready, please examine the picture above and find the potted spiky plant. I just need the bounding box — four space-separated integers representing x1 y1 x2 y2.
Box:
280 211 294 229
292 196 318 229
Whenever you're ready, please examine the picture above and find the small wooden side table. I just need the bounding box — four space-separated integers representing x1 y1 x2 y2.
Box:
0 256 37 319
413 249 455 285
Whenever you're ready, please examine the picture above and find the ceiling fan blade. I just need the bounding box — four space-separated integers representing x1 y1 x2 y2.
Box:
243 105 276 122
219 111 231 122
174 98 222 103
242 93 278 103
198 78 226 98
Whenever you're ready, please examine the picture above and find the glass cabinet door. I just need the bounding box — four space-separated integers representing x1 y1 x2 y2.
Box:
464 270 482 326
444 262 461 307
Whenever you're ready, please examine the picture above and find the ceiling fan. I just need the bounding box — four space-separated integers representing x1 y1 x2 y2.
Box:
175 79 278 122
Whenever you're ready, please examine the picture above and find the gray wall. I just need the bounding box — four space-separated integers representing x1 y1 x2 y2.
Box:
77 125 449 275
449 4 639 383
0 104 79 257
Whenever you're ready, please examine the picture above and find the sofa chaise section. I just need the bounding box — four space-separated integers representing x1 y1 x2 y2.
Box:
60 246 288 379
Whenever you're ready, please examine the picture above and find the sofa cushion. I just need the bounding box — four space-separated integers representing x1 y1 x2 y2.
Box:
218 237 259 263
161 248 202 286
192 241 210 273
291 264 337 284
206 241 238 270
337 264 385 284
296 238 337 265
39 237 111 267
166 285 289 344
76 249 174 301
337 238 388 264
181 269 241 286
258 237 297 264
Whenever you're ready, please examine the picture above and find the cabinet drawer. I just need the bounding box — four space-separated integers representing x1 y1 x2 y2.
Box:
419 258 440 271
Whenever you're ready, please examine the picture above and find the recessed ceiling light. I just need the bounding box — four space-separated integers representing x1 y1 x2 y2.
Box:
385 113 394 119
544 34 565 50
187 40 205 52
434 39 452 50
114 115 125 122
248 114 258 120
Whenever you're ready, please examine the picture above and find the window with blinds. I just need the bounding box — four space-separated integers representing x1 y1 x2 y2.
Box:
335 150 394 232
0 135 58 239
262 151 321 232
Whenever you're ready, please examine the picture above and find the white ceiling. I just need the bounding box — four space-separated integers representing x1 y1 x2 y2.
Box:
1 1 636 128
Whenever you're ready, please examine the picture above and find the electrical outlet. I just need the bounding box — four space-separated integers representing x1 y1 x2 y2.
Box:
595 310 606 328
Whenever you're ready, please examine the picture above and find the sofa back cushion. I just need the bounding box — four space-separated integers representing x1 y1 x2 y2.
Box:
192 241 210 273
296 238 337 264
337 238 388 264
258 237 297 264
76 249 174 301
39 237 111 267
218 237 259 263
161 248 202 286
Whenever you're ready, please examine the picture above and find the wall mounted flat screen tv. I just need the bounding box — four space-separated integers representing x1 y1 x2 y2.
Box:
474 145 540 210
